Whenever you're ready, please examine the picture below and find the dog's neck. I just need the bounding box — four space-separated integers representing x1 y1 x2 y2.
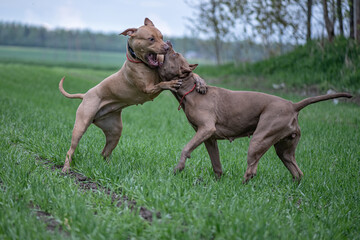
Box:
127 42 137 59
175 72 196 97
126 41 144 64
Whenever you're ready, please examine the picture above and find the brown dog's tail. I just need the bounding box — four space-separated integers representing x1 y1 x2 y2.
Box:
59 77 84 99
293 92 352 112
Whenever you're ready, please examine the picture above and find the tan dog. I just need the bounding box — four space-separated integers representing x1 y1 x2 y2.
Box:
59 18 205 172
158 42 352 183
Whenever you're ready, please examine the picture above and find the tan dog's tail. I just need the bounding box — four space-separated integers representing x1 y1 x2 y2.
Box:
293 92 352 112
59 77 84 99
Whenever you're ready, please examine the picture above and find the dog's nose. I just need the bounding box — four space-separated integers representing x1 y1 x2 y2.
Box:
164 43 170 51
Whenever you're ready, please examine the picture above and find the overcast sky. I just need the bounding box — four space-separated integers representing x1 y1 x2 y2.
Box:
0 0 194 37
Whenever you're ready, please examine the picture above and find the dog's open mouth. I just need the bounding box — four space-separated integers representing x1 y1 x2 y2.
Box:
146 53 164 68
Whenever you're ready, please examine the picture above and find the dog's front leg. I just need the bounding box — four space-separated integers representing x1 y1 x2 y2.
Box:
143 80 183 94
204 139 222 178
174 126 216 174
193 74 207 94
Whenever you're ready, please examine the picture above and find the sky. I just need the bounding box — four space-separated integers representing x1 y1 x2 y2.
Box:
0 0 194 37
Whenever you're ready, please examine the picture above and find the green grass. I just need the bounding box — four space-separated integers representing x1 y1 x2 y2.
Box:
0 62 359 239
0 45 213 71
0 45 125 70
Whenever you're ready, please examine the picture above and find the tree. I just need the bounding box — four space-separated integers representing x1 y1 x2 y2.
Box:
349 0 354 38
356 0 360 42
246 0 303 55
292 0 314 42
307 0 313 41
337 0 344 36
186 0 235 65
322 0 336 41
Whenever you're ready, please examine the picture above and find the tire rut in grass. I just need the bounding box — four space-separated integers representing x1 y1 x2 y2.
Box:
29 201 69 236
37 157 160 222
0 179 4 192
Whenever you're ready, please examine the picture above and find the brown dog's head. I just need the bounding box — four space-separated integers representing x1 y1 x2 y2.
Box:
158 41 198 81
120 18 169 68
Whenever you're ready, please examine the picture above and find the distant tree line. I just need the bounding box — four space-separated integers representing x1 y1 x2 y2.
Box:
0 21 288 63
0 22 127 52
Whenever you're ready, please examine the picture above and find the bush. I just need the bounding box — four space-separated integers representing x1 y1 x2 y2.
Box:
196 38 360 92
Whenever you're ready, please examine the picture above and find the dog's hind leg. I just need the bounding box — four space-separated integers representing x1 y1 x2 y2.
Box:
62 101 98 172
204 138 222 178
94 110 123 159
174 126 216 174
242 114 287 183
243 108 299 183
243 134 275 183
274 132 303 182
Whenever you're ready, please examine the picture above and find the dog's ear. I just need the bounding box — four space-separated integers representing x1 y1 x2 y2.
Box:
179 65 194 77
166 40 173 49
180 66 191 74
189 64 198 71
119 28 137 36
144 18 154 26
180 64 198 74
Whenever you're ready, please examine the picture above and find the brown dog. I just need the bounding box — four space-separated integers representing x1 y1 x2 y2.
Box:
158 42 352 183
59 18 206 172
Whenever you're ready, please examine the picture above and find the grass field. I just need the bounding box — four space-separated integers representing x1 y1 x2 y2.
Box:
0 46 213 71
0 45 126 70
0 48 360 239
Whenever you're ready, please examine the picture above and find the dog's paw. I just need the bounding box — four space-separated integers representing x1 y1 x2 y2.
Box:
61 166 70 173
192 74 207 94
242 179 249 184
167 79 182 92
173 164 185 175
172 79 183 89
159 80 182 92
196 84 207 94
214 171 223 180
242 172 256 184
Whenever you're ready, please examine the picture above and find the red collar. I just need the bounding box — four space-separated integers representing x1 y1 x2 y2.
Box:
178 84 196 111
126 52 143 64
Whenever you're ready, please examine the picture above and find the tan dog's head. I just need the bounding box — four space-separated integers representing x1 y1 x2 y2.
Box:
158 41 198 81
120 18 169 68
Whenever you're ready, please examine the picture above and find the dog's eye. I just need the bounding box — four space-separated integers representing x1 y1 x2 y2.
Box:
149 37 154 42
